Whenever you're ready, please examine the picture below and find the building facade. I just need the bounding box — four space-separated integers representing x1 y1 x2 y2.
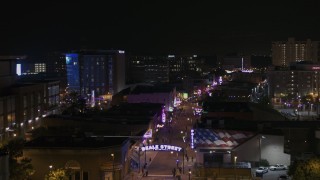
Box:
0 57 60 142
66 50 125 97
272 38 320 66
24 136 130 180
126 54 210 83
268 62 320 105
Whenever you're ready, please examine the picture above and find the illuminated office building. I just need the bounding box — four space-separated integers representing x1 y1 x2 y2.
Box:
272 38 320 66
66 50 125 96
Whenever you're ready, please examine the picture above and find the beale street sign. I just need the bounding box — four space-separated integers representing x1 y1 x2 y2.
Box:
141 145 182 152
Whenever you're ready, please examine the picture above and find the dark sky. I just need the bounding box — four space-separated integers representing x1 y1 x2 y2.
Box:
0 1 319 56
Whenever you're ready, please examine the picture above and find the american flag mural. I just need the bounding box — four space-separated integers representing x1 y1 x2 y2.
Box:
193 128 254 148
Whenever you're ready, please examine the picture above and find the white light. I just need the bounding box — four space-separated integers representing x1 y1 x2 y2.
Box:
141 145 182 152
16 64 21 76
20 123 24 126
118 50 125 54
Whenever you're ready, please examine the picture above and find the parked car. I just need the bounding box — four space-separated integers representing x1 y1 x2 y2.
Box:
270 164 288 170
278 174 289 180
255 167 268 174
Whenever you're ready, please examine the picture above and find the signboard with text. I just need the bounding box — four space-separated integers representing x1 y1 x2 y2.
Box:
141 145 182 152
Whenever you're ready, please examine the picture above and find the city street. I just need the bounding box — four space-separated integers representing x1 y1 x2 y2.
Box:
127 101 197 180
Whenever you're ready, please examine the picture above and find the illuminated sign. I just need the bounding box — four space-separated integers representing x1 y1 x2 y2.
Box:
183 93 188 99
168 55 175 58
191 129 194 149
143 129 153 138
118 50 125 54
169 107 173 112
162 108 166 123
312 67 320 70
219 76 223 84
141 145 182 152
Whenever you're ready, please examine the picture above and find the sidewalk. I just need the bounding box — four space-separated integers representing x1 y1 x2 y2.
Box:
124 150 158 180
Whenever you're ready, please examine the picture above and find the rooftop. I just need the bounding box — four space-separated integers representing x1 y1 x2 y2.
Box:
25 136 128 149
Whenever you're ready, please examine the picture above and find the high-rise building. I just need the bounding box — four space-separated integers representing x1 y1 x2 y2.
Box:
272 38 320 66
268 61 320 105
126 54 212 83
66 50 125 97
126 55 169 83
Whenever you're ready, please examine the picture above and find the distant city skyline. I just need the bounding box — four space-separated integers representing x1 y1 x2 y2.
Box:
1 1 319 55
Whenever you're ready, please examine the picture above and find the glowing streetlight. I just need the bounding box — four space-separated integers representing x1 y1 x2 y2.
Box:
111 154 115 179
259 135 266 165
234 156 238 179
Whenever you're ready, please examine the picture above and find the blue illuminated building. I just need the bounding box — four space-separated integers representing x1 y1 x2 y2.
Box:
66 53 80 92
65 50 125 97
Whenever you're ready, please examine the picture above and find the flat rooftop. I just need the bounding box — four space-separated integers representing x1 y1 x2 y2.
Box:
25 136 128 149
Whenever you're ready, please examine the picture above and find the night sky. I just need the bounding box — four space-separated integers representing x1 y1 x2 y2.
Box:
1 1 319 55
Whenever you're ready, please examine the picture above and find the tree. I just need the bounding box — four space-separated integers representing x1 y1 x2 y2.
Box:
61 91 87 115
45 168 72 180
289 157 320 180
2 137 35 180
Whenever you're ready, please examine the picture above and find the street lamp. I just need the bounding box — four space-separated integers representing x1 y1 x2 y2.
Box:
111 153 115 180
188 168 191 180
234 156 237 180
259 135 266 165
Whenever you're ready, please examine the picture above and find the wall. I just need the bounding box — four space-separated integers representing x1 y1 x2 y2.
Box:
234 134 290 166
24 146 125 180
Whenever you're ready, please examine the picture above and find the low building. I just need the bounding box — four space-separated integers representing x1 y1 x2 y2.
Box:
0 56 60 142
192 129 290 167
24 136 130 180
112 84 176 112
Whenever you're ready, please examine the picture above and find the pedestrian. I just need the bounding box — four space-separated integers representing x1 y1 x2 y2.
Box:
173 168 176 177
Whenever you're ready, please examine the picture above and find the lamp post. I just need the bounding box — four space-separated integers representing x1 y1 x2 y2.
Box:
111 153 115 180
188 168 191 180
258 135 265 166
234 156 237 180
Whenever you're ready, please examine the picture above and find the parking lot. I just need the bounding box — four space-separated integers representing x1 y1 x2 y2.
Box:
252 168 290 180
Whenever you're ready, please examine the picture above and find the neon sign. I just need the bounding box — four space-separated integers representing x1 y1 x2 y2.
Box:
143 129 153 138
191 129 194 149
162 107 166 123
141 145 182 152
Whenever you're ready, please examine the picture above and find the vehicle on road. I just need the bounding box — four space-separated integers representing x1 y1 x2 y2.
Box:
255 167 268 174
270 164 288 171
278 174 289 180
